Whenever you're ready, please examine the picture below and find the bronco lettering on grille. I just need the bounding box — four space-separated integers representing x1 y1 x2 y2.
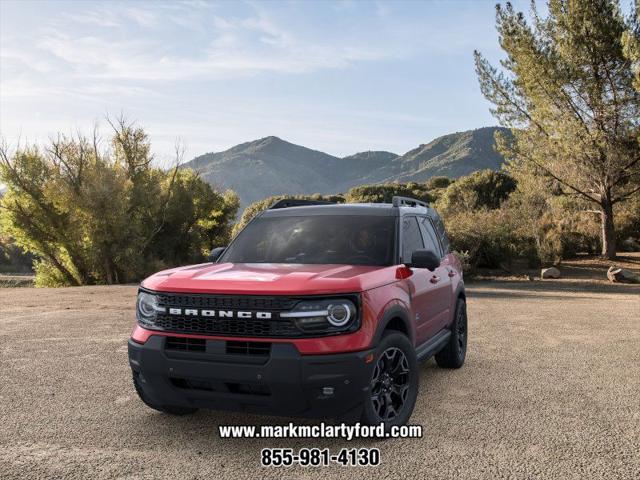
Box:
167 308 272 319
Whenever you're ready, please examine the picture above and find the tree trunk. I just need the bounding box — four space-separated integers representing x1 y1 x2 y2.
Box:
600 199 616 260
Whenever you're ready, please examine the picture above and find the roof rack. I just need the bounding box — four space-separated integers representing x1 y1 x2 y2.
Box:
268 198 337 210
391 196 428 208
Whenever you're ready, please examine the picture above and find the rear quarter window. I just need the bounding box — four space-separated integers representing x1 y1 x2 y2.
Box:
431 212 451 254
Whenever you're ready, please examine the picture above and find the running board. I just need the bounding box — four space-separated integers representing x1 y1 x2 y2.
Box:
415 329 451 362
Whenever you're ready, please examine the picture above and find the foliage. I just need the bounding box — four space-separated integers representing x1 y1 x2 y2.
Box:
425 176 452 190
344 182 435 204
452 250 472 275
0 232 33 273
443 204 539 271
436 170 516 215
622 2 640 92
231 193 344 237
475 0 640 258
0 121 238 286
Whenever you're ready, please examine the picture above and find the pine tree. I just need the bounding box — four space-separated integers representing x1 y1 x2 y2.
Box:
475 0 640 258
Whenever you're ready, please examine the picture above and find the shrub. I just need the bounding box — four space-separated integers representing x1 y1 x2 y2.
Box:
0 121 238 286
344 182 435 204
425 176 452 190
0 234 33 273
444 207 538 271
437 170 516 215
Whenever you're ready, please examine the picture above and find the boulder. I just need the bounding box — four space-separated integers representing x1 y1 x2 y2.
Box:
621 237 640 252
541 267 561 279
607 266 639 284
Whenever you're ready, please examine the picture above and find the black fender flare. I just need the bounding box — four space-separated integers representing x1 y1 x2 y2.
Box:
455 279 466 301
371 304 414 347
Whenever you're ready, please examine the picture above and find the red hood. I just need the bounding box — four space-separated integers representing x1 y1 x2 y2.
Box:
141 262 398 295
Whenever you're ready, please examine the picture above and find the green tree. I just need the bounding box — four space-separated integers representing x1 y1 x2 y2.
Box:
475 0 640 259
0 120 238 286
425 176 452 190
623 2 640 92
344 182 435 204
436 170 516 215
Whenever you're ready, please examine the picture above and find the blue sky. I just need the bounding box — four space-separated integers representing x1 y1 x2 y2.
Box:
0 0 532 163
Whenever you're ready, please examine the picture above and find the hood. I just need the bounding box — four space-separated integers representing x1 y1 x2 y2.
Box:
141 262 398 295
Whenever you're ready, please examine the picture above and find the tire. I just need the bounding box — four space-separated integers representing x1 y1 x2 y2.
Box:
435 297 467 369
360 331 419 428
132 373 198 416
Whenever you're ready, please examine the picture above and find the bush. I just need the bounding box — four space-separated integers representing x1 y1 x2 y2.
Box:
0 121 239 286
425 176 451 190
437 170 516 215
0 234 33 273
445 207 539 271
452 250 472 275
344 182 435 204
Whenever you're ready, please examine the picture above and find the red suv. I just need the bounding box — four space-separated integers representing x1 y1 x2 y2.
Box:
129 196 467 427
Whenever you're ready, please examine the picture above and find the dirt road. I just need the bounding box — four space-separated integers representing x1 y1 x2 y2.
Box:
1 281 638 479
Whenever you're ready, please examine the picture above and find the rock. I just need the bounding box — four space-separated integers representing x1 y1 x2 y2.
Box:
541 267 561 279
607 266 639 283
621 237 640 252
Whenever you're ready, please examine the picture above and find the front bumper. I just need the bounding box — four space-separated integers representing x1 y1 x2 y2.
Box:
128 336 375 420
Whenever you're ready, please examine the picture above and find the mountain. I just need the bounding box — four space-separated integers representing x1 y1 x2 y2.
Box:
184 136 347 206
183 127 509 207
338 151 399 179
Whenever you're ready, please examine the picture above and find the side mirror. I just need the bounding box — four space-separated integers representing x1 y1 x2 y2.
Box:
208 246 226 263
408 249 440 271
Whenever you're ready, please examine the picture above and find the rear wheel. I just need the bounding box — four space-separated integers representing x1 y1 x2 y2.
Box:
360 331 418 428
435 297 467 369
132 372 198 416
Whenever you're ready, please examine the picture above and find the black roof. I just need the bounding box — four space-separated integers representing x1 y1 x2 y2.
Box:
261 202 437 218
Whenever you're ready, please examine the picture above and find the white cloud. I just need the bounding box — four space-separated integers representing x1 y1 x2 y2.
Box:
8 9 395 84
0 1 499 160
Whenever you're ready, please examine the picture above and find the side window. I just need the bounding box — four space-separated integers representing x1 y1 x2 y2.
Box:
432 214 451 254
419 217 443 258
402 217 424 263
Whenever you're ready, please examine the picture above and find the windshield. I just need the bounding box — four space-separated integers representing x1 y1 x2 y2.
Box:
221 215 396 266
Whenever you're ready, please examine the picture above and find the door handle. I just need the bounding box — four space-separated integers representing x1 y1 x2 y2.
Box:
430 275 440 284
448 270 456 277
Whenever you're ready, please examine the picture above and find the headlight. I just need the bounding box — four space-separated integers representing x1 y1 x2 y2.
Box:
136 291 165 329
281 298 358 333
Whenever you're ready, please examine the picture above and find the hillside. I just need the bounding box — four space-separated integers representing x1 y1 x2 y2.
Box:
183 127 510 206
358 126 510 183
184 136 347 206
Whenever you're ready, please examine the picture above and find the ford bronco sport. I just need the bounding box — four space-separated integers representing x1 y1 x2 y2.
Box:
129 196 467 427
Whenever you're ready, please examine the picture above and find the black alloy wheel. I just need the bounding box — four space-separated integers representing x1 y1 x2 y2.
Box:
370 347 411 420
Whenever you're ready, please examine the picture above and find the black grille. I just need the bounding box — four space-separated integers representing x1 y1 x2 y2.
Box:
154 314 300 337
156 293 297 311
226 341 271 356
165 336 206 352
170 377 271 396
153 293 301 337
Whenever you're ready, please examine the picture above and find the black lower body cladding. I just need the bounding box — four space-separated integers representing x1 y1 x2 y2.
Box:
128 336 375 419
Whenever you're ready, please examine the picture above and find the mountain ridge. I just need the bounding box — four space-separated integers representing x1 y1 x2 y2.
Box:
183 126 510 207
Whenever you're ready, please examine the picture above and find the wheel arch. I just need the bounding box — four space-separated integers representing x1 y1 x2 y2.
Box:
371 304 414 347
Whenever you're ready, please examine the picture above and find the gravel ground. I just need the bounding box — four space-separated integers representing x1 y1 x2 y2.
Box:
1 281 638 479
